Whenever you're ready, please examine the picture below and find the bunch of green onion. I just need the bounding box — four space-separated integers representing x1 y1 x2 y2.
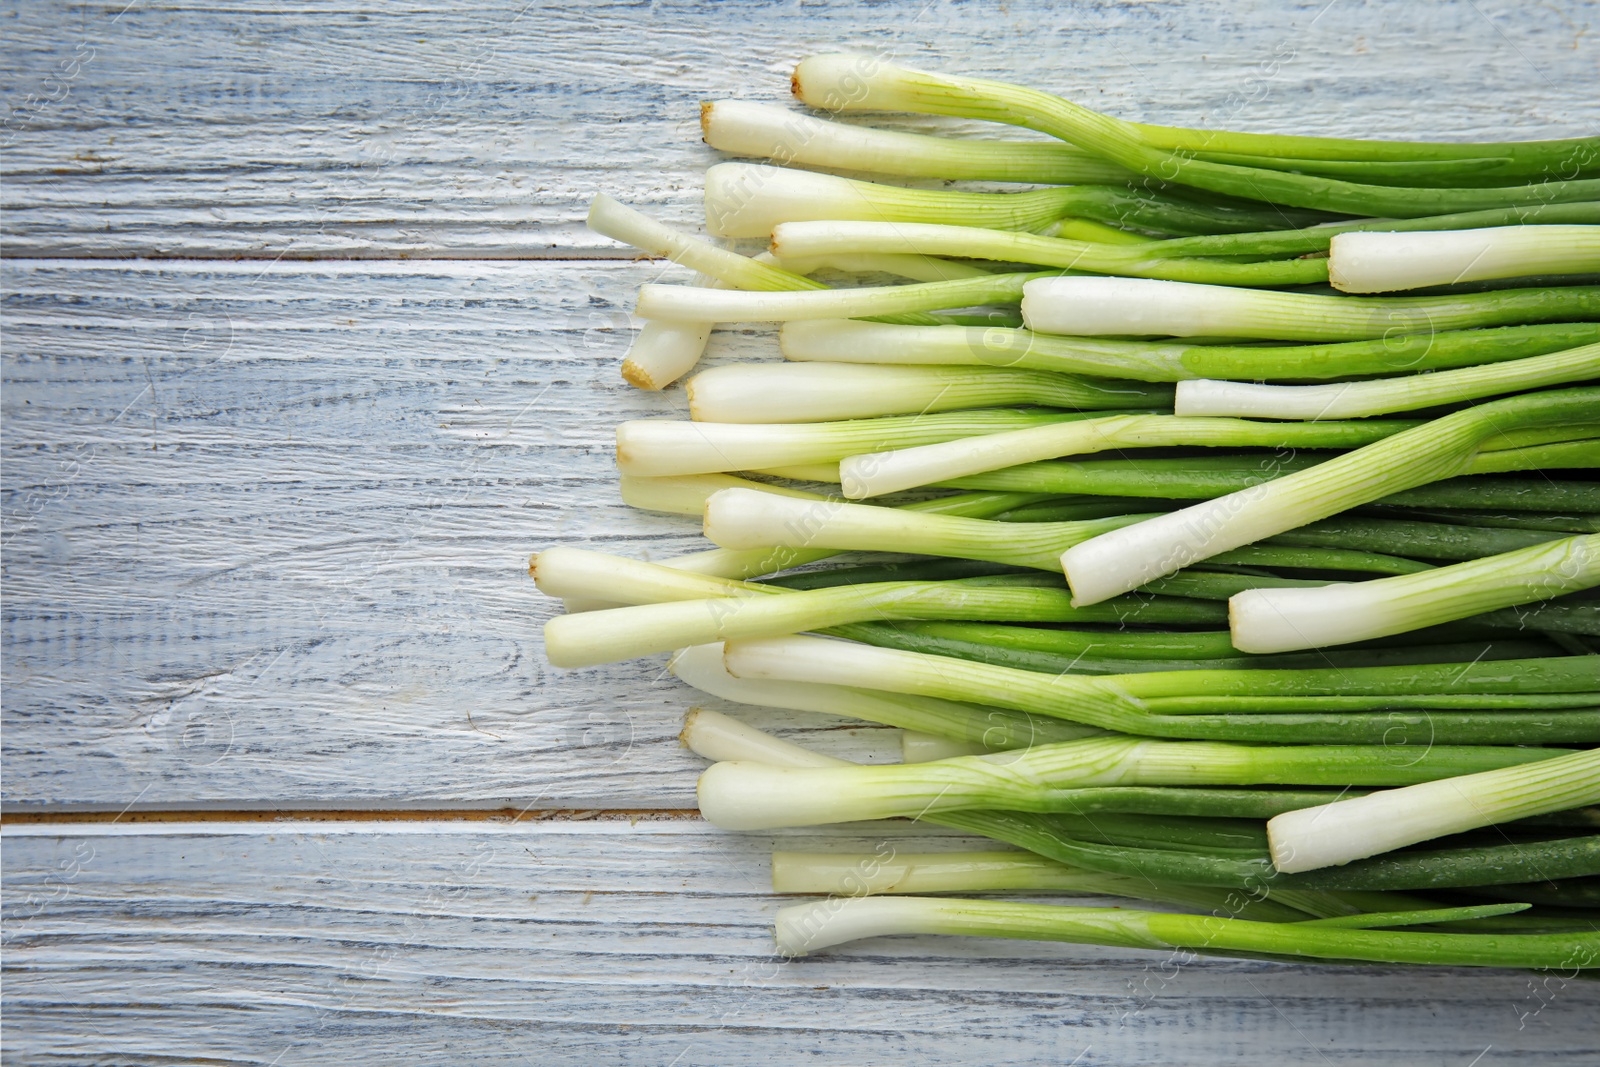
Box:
539 54 1600 970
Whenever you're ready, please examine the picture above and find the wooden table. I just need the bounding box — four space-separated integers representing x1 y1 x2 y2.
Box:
4 1 1597 1061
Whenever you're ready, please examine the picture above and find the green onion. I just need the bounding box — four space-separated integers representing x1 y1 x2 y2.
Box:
1173 343 1600 419
705 162 1320 237
688 711 1600 901
694 737 1567 830
588 193 965 387
721 636 1600 744
791 55 1600 215
616 408 1089 477
680 706 1375 822
685 708 1337 921
1020 276 1600 340
1328 226 1600 293
772 896 1596 967
637 270 1053 323
706 488 1432 576
699 99 1138 184
834 413 1418 498
705 162 1088 237
1058 386 1600 606
833 620 1561 676
1153 203 1600 258
937 457 1600 509
541 573 1230 668
770 220 1329 286
669 642 1099 750
1230 534 1600 652
779 319 1600 382
1268 750 1600 873
685 362 1169 423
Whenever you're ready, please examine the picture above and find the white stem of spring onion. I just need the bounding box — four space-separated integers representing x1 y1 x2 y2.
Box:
697 731 1544 830
630 271 1030 326
685 362 1158 423
1174 342 1600 420
836 414 1403 499
621 320 712 391
770 221 1233 282
531 547 770 606
1023 276 1322 338
1023 276 1563 341
680 706 845 769
588 194 822 387
702 487 1143 569
1229 533 1600 653
1268 749 1600 874
706 162 1092 238
1329 225 1600 293
670 643 1099 749
772 219 1101 269
700 99 1134 184
588 192 805 290
615 409 1067 477
705 162 894 238
780 319 1201 381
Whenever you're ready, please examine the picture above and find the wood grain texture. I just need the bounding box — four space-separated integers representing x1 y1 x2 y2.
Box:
1 257 918 810
5 820 1597 1065
4 0 1596 258
5 1 1600 1059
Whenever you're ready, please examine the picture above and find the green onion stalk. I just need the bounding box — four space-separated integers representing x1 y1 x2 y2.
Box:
1173 342 1600 420
685 362 1170 423
935 454 1600 510
1146 203 1600 258
683 707 1327 920
615 408 1100 478
683 707 1600 893
587 193 969 389
619 478 1060 583
669 642 1100 751
790 55 1600 214
704 488 1435 574
1328 226 1600 293
778 319 1600 383
700 98 1139 185
830 413 1419 498
636 269 1059 324
703 161 1324 237
772 895 1598 967
1019 276 1600 341
1230 534 1600 652
1058 386 1600 606
831 619 1564 676
1268 750 1600 873
693 735 1571 830
717 635 1600 744
769 219 1329 286
685 709 1571 922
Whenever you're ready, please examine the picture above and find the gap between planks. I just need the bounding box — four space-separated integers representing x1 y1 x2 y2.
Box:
0 808 706 832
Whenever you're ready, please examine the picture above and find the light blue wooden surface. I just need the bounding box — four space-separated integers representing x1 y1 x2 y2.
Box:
4 0 1598 1061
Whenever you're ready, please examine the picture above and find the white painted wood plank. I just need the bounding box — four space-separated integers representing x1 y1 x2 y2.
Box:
5 821 1596 1065
4 0 1596 258
1 257 912 810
